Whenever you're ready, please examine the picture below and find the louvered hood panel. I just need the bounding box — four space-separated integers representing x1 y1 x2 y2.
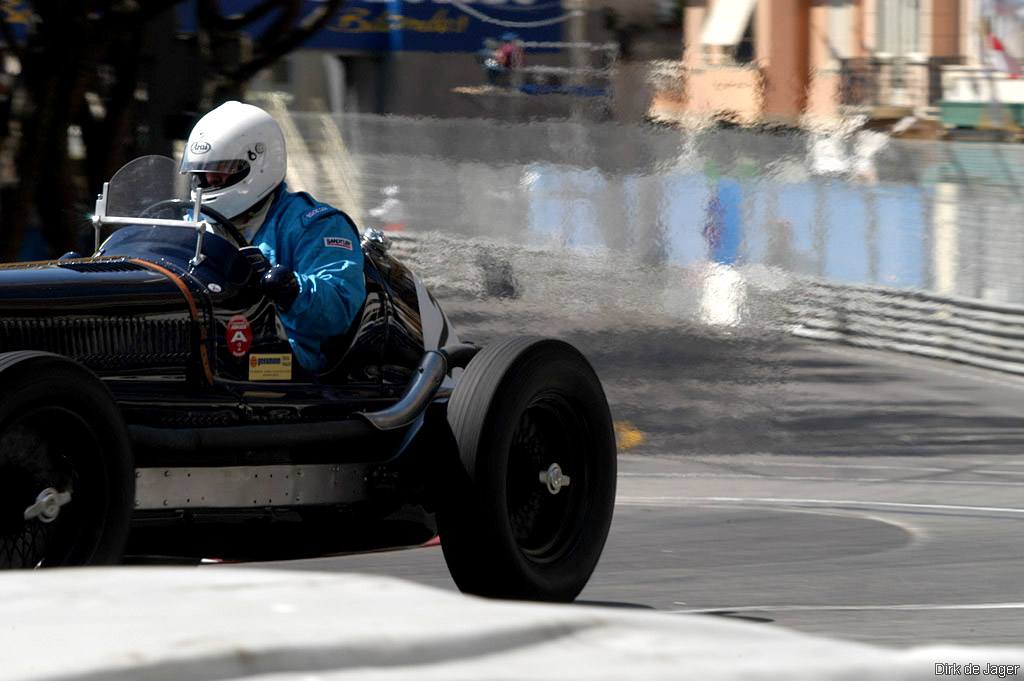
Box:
0 258 187 313
0 258 198 372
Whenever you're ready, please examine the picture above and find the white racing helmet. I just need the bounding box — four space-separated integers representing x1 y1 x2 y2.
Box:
180 101 286 219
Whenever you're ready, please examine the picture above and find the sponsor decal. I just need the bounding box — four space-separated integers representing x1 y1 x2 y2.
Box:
324 236 353 250
248 353 292 381
190 141 211 154
226 314 252 358
304 205 331 220
207 283 222 293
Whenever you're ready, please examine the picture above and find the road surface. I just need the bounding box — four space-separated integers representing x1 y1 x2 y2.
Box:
230 297 1024 648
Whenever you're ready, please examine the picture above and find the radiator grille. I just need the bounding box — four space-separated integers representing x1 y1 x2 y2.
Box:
0 317 191 370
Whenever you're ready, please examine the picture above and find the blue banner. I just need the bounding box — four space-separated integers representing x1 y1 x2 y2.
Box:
176 1 565 53
1 1 31 42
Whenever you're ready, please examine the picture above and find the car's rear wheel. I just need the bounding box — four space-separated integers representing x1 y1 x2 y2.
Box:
0 353 133 569
437 337 616 601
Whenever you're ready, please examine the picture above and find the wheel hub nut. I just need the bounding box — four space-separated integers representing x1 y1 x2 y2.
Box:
23 488 72 524
539 464 570 495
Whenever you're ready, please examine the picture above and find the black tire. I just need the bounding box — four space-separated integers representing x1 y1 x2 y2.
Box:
437 337 616 601
0 352 134 569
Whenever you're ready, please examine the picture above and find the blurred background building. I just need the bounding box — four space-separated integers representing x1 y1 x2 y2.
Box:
233 0 673 121
649 0 1024 138
196 0 1024 136
0 0 1023 310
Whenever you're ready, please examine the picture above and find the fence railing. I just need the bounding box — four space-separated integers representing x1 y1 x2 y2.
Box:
390 228 1024 378
839 56 963 112
788 278 1024 375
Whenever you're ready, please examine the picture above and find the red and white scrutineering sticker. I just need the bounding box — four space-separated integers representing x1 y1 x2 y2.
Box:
324 236 353 250
226 314 252 358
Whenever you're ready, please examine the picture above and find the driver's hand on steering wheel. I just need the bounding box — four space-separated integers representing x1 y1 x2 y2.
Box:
262 265 300 313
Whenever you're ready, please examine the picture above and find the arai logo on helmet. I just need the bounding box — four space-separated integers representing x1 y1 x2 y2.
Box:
190 141 211 154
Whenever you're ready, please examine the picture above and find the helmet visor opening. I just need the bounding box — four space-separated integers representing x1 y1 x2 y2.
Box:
182 158 251 192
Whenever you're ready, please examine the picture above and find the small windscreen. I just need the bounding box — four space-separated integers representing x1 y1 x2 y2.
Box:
105 155 190 218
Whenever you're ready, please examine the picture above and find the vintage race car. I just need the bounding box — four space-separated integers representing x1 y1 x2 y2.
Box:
0 156 616 601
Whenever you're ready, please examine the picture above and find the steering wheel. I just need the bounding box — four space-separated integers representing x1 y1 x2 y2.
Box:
139 199 249 248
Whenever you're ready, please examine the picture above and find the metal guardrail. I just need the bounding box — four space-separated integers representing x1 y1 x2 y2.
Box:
788 279 1024 375
839 56 963 111
393 229 1024 378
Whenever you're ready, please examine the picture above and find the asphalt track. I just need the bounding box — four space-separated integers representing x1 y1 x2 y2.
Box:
227 298 1024 650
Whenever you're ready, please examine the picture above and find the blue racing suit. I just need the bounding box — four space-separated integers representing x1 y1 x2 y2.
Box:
252 184 366 372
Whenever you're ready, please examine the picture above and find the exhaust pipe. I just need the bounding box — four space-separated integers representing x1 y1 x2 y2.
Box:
357 343 479 431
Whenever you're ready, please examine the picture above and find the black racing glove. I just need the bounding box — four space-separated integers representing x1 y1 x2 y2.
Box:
262 265 300 313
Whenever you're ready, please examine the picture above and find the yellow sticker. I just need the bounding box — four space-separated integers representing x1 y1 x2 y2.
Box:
248 354 292 381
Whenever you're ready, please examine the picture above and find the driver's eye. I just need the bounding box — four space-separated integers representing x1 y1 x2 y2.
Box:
193 169 243 190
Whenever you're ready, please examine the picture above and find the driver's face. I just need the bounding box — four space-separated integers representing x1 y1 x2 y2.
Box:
192 162 248 191
205 172 231 188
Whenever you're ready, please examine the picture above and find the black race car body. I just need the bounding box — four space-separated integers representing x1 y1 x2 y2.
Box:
0 156 616 602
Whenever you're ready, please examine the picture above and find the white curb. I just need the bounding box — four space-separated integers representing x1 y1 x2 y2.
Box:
3 567 1023 680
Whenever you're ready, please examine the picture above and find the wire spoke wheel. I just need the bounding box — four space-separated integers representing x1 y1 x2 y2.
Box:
438 337 616 602
506 400 583 562
0 407 108 569
0 422 61 568
0 352 133 570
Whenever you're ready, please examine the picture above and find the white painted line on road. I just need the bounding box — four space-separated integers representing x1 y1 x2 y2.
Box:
738 461 955 473
695 459 1024 477
923 433 1024 442
669 602 1024 614
619 472 1024 487
746 459 1024 475
617 495 1024 515
963 460 1024 467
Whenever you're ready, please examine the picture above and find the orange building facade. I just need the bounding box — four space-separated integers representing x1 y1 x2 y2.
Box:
651 0 974 129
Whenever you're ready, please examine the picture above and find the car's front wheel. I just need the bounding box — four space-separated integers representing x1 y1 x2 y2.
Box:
437 337 616 601
0 352 133 569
